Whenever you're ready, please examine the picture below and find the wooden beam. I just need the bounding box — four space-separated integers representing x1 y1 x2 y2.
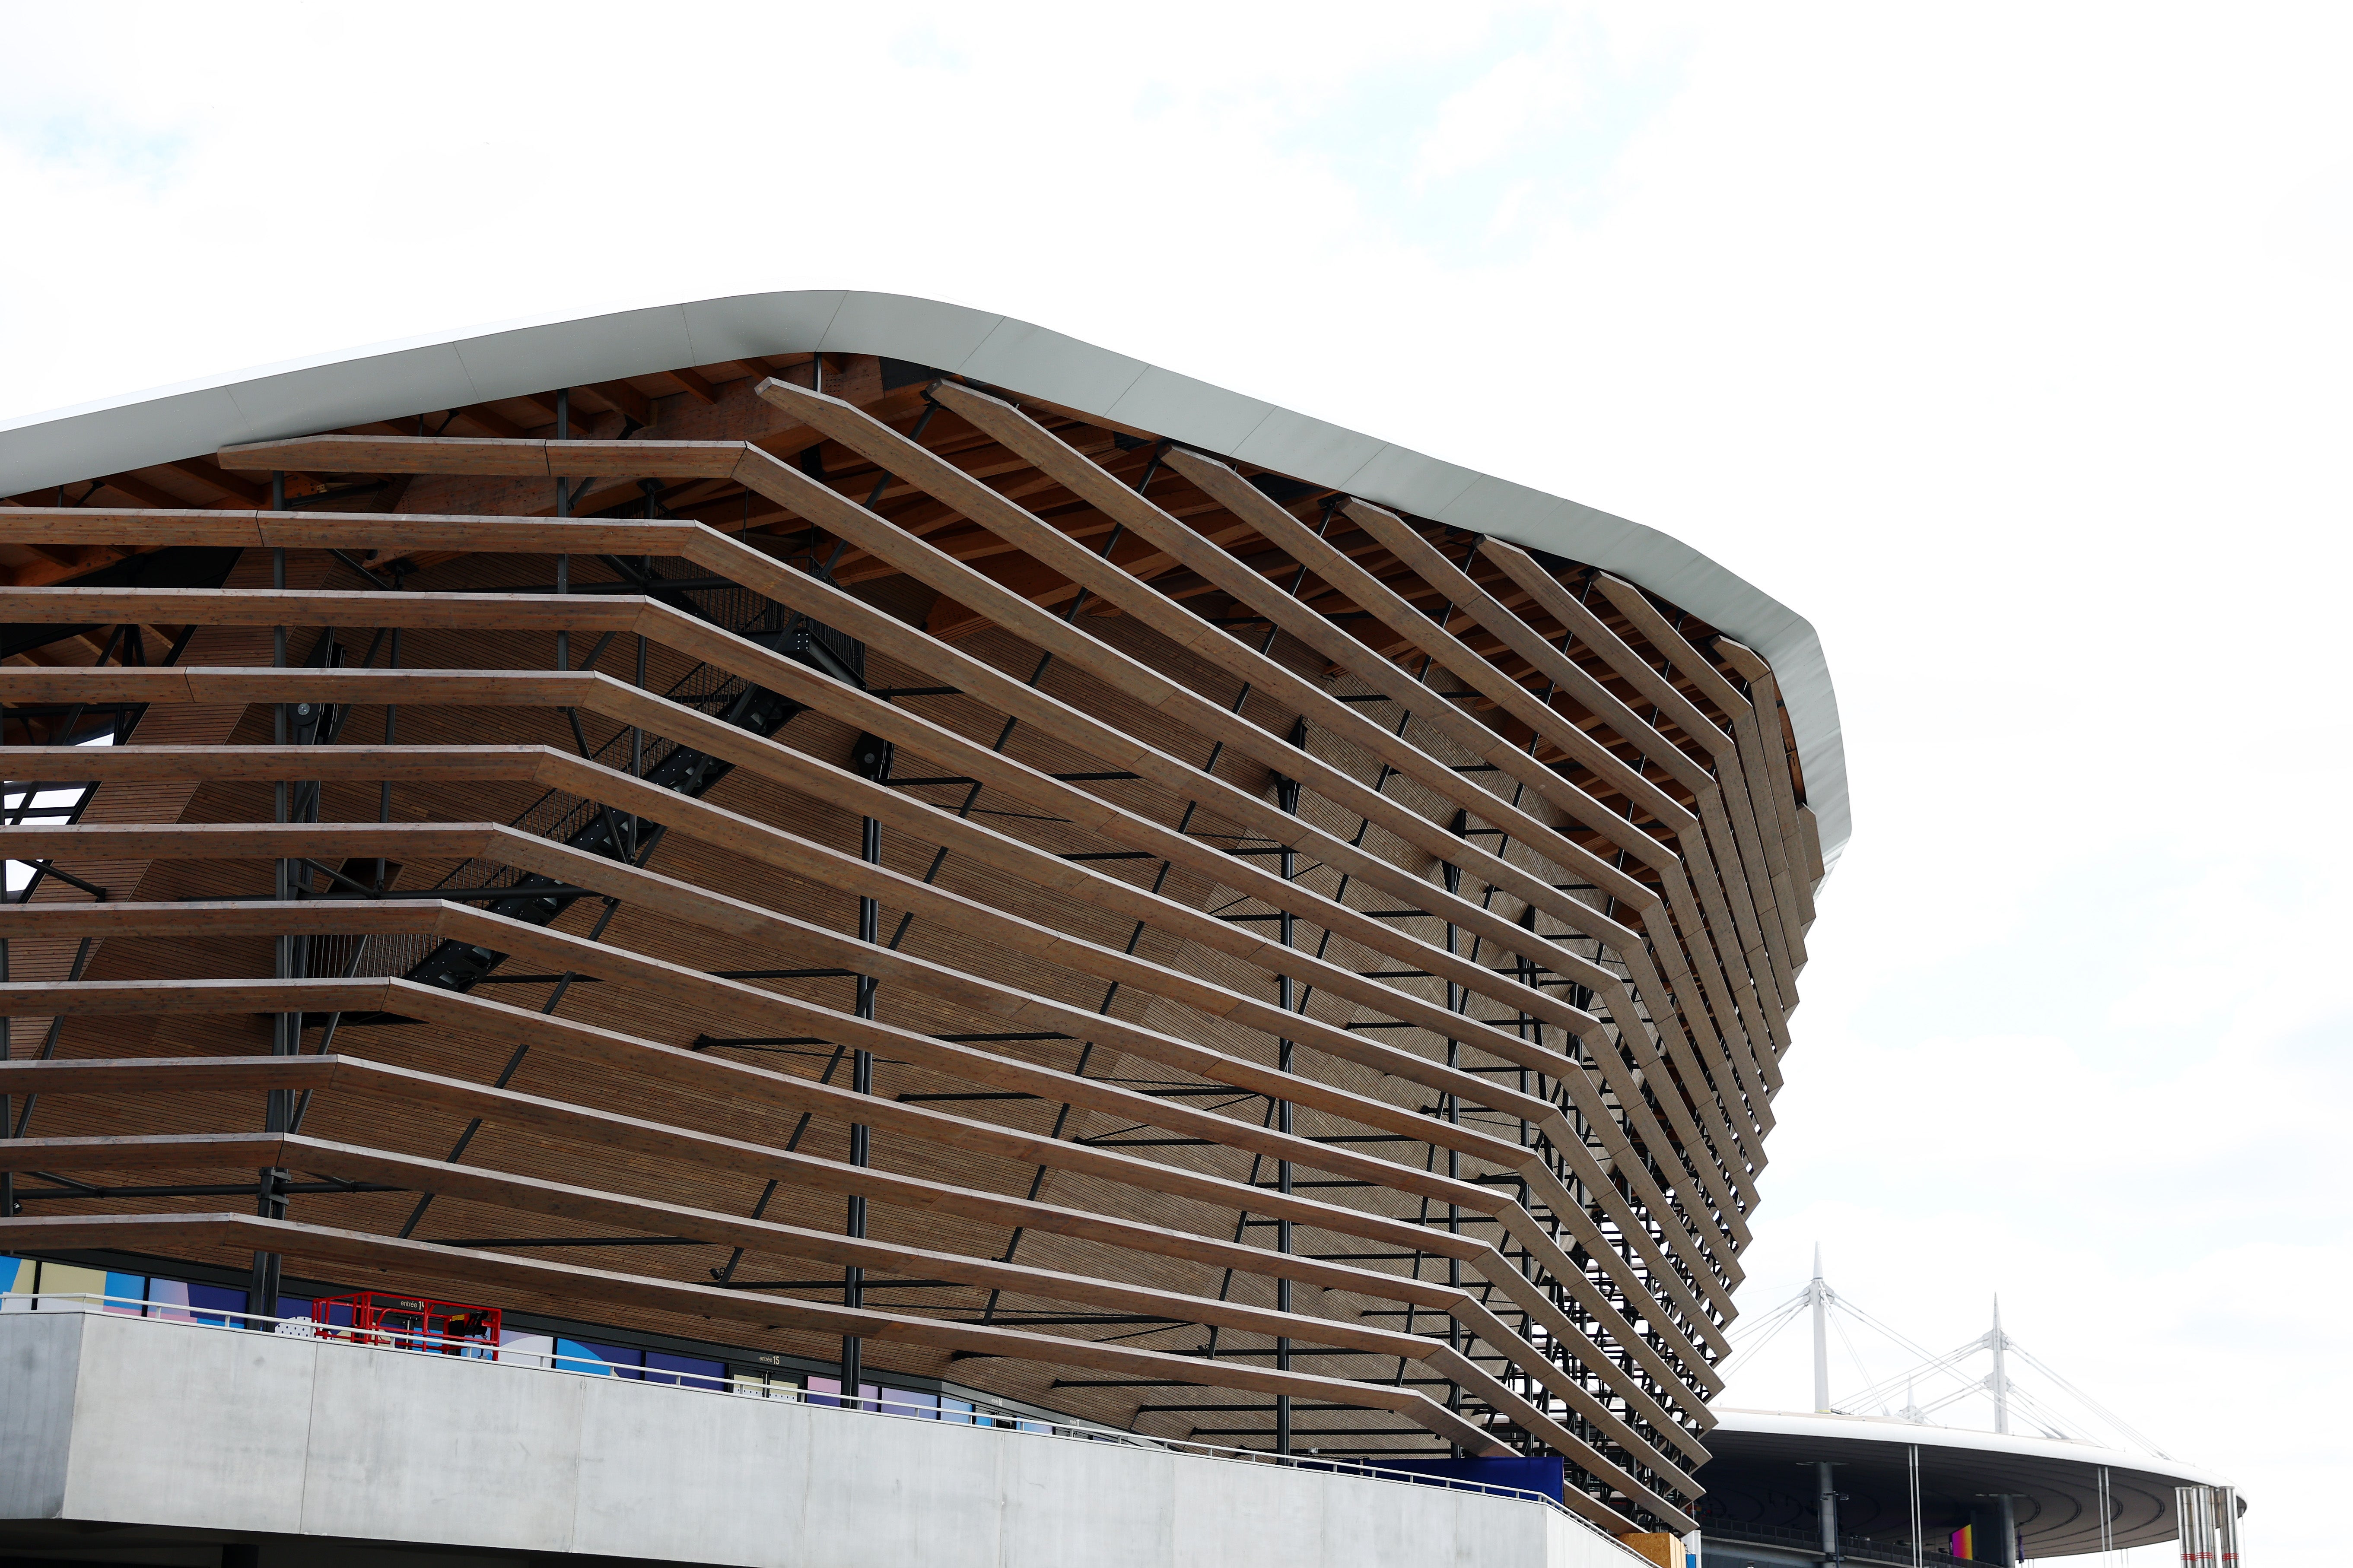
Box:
0 513 1766 1287
0 587 643 632
666 366 721 404
1332 506 1771 1181
0 887 1550 1222
454 403 530 440
164 459 267 506
0 1047 1704 1472
0 868 1723 1409
0 1105 1695 1500
0 663 1746 1353
586 380 655 425
738 390 1757 1286
215 436 743 479
97 472 191 510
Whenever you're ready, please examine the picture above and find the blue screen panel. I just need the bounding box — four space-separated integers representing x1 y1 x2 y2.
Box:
643 1351 725 1390
1360 1456 1565 1503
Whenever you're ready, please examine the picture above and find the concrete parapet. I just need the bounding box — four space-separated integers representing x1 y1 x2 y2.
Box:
0 1308 1647 1568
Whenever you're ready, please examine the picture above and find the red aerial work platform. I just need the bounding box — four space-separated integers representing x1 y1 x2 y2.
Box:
310 1292 501 1358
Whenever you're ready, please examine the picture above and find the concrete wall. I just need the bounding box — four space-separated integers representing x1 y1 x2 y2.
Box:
1 1309 1645 1568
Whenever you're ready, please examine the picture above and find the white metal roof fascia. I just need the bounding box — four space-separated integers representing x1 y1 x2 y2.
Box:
1710 1407 2236 1490
0 289 1850 869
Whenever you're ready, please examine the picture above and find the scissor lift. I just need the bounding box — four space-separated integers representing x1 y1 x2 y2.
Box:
310 1291 501 1358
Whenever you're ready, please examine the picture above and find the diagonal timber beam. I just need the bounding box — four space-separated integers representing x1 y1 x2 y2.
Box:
0 1065 1704 1471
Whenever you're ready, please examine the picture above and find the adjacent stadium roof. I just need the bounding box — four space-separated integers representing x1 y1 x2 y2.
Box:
1701 1408 2241 1557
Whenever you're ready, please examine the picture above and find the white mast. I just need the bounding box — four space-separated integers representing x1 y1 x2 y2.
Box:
1990 1295 2010 1435
1811 1244 1831 1413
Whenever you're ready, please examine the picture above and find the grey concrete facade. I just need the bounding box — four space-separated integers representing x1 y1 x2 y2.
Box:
1 1308 1648 1568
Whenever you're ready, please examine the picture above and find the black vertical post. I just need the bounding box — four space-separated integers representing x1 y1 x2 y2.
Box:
2 657 11 1216
1442 808 1469 1451
248 472 290 1325
2 662 10 1217
2 932 11 1221
631 632 647 855
378 626 398 883
554 390 571 671
842 738 889 1407
1273 716 1306 1458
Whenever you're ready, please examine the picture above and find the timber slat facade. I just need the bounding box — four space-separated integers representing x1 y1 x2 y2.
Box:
0 349 1828 1536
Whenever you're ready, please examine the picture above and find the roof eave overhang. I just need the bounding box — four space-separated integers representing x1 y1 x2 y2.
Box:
0 288 1850 867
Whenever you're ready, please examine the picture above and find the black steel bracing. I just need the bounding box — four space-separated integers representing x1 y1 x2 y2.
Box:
9 1180 403 1201
391 559 864 998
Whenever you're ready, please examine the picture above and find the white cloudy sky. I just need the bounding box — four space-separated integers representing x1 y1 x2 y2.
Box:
5 3 2347 1558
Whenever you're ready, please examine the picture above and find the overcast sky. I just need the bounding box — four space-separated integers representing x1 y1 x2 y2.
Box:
6 4 2347 1559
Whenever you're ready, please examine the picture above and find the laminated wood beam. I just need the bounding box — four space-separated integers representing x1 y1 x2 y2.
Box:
0 978 1510 1268
917 436 1775 1217
0 590 1697 1131
1592 575 1802 1047
0 667 1621 1092
0 886 1562 1218
212 399 938 485
927 442 1760 1213
665 366 722 404
1146 453 1760 1087
1310 495 1788 1058
585 381 655 425
921 387 1694 976
214 435 745 479
0 586 643 633
3 730 1750 1279
1708 636 1816 930
750 387 1673 897
0 729 1751 1319
1 1125 1688 1502
0 330 1833 1524
164 459 268 506
0 1130 1421 1382
794 391 1751 1255
1476 541 1784 1102
0 971 1718 1426
0 659 1747 1324
730 397 1744 1247
0 505 1773 1112
1223 493 1769 1081
0 876 1727 1383
0 596 1752 1308
1329 506 1771 1184
0 507 697 555
96 472 192 510
0 1053 1702 1466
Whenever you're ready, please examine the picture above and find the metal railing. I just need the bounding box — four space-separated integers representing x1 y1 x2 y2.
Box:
1701 1517 1972 1567
1 1290 1620 1537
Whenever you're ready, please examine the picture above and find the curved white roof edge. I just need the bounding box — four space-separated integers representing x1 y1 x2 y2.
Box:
1711 1407 2233 1489
0 289 1849 867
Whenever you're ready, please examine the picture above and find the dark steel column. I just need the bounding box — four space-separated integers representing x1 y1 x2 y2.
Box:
1441 809 1468 1449
842 737 890 1407
1 931 10 1222
554 390 571 671
1272 717 1307 1458
247 472 290 1325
